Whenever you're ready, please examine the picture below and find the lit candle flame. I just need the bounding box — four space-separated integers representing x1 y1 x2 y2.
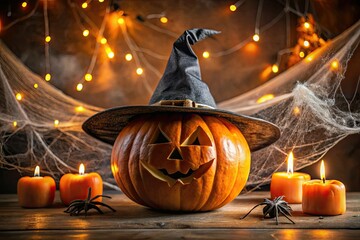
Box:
320 160 326 183
287 151 294 175
34 166 40 177
79 163 85 175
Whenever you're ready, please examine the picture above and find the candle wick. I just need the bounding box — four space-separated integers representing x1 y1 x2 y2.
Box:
322 177 325 184
34 173 40 177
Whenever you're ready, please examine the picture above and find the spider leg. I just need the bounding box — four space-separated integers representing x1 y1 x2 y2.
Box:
91 201 116 212
279 208 295 224
240 203 266 220
275 206 279 225
90 195 112 202
89 204 104 214
263 205 275 217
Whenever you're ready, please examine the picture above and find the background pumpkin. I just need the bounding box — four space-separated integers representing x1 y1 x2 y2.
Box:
111 112 251 211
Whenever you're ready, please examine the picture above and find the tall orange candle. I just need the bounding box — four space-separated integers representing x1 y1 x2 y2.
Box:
17 166 56 208
302 160 346 215
60 163 103 206
270 152 311 203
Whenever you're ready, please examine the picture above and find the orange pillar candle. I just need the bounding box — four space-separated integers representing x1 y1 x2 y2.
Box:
270 152 311 203
17 166 56 208
302 160 346 215
60 163 103 206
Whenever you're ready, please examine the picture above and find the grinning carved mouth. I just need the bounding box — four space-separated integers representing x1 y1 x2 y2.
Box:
141 159 214 186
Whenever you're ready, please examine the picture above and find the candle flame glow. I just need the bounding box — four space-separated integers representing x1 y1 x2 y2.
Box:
79 163 85 175
287 151 294 175
320 160 326 183
34 166 40 177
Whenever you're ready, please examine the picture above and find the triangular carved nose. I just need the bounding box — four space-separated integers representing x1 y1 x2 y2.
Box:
168 147 183 160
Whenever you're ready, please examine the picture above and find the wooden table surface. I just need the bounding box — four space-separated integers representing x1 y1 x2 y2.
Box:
0 191 359 239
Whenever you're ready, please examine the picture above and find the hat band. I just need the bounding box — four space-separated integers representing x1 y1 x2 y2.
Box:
152 99 214 109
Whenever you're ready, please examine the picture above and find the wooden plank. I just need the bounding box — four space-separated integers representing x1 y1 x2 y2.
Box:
0 192 359 231
0 229 360 240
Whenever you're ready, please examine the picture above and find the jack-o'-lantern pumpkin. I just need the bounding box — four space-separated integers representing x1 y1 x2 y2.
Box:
83 29 280 212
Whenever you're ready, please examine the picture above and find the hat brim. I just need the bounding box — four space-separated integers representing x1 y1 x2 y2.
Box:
82 106 280 152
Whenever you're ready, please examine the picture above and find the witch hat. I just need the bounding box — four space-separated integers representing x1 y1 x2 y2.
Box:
83 28 280 151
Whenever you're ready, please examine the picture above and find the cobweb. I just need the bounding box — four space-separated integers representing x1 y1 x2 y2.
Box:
0 20 359 190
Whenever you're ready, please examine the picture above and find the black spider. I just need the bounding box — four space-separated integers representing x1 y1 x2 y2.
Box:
64 187 116 216
240 196 295 225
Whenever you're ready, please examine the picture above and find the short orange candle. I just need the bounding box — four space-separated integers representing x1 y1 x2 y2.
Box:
17 166 56 208
60 163 103 206
271 152 311 203
302 160 346 215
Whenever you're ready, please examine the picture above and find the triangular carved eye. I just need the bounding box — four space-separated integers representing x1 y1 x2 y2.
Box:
182 127 212 146
150 128 170 144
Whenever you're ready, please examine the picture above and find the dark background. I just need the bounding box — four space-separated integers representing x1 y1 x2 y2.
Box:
0 0 359 193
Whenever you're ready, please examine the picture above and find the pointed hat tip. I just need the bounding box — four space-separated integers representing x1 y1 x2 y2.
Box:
179 28 220 45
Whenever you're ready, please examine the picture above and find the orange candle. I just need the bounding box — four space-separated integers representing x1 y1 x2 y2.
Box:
302 160 346 215
17 166 56 208
271 152 311 203
60 163 103 206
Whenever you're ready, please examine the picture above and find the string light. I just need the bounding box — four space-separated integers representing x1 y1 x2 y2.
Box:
83 29 90 37
299 51 305 58
202 51 210 59
160 17 168 24
100 37 107 44
13 121 17 127
136 68 144 75
256 94 275 103
54 119 59 127
99 0 105 2
75 106 85 112
105 47 115 59
33 83 39 89
293 106 301 115
45 35 51 43
117 17 125 25
76 83 83 91
230 5 237 12
125 53 133 61
304 22 310 29
306 56 313 62
330 59 339 71
45 73 51 81
84 73 93 81
303 40 310 48
21 2 27 8
16 93 23 101
253 34 260 42
82 2 88 9
271 64 279 73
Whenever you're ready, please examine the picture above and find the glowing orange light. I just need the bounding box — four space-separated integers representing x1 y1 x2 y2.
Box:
230 5 237 12
330 60 339 71
306 56 313 62
299 51 305 58
21 2 27 8
54 119 59 127
106 47 115 59
76 83 83 92
34 166 40 177
202 51 210 59
99 0 105 2
13 121 17 127
82 2 88 9
293 106 301 115
272 64 279 73
160 17 168 24
16 93 23 101
34 83 39 89
303 40 310 48
125 53 133 61
136 68 144 75
256 94 274 103
320 160 326 183
260 65 272 81
45 73 51 81
253 34 260 42
45 36 51 43
84 73 92 81
83 29 89 37
79 163 85 175
75 106 85 112
287 152 294 175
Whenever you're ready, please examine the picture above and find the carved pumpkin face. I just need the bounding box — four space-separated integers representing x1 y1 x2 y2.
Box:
111 113 251 211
